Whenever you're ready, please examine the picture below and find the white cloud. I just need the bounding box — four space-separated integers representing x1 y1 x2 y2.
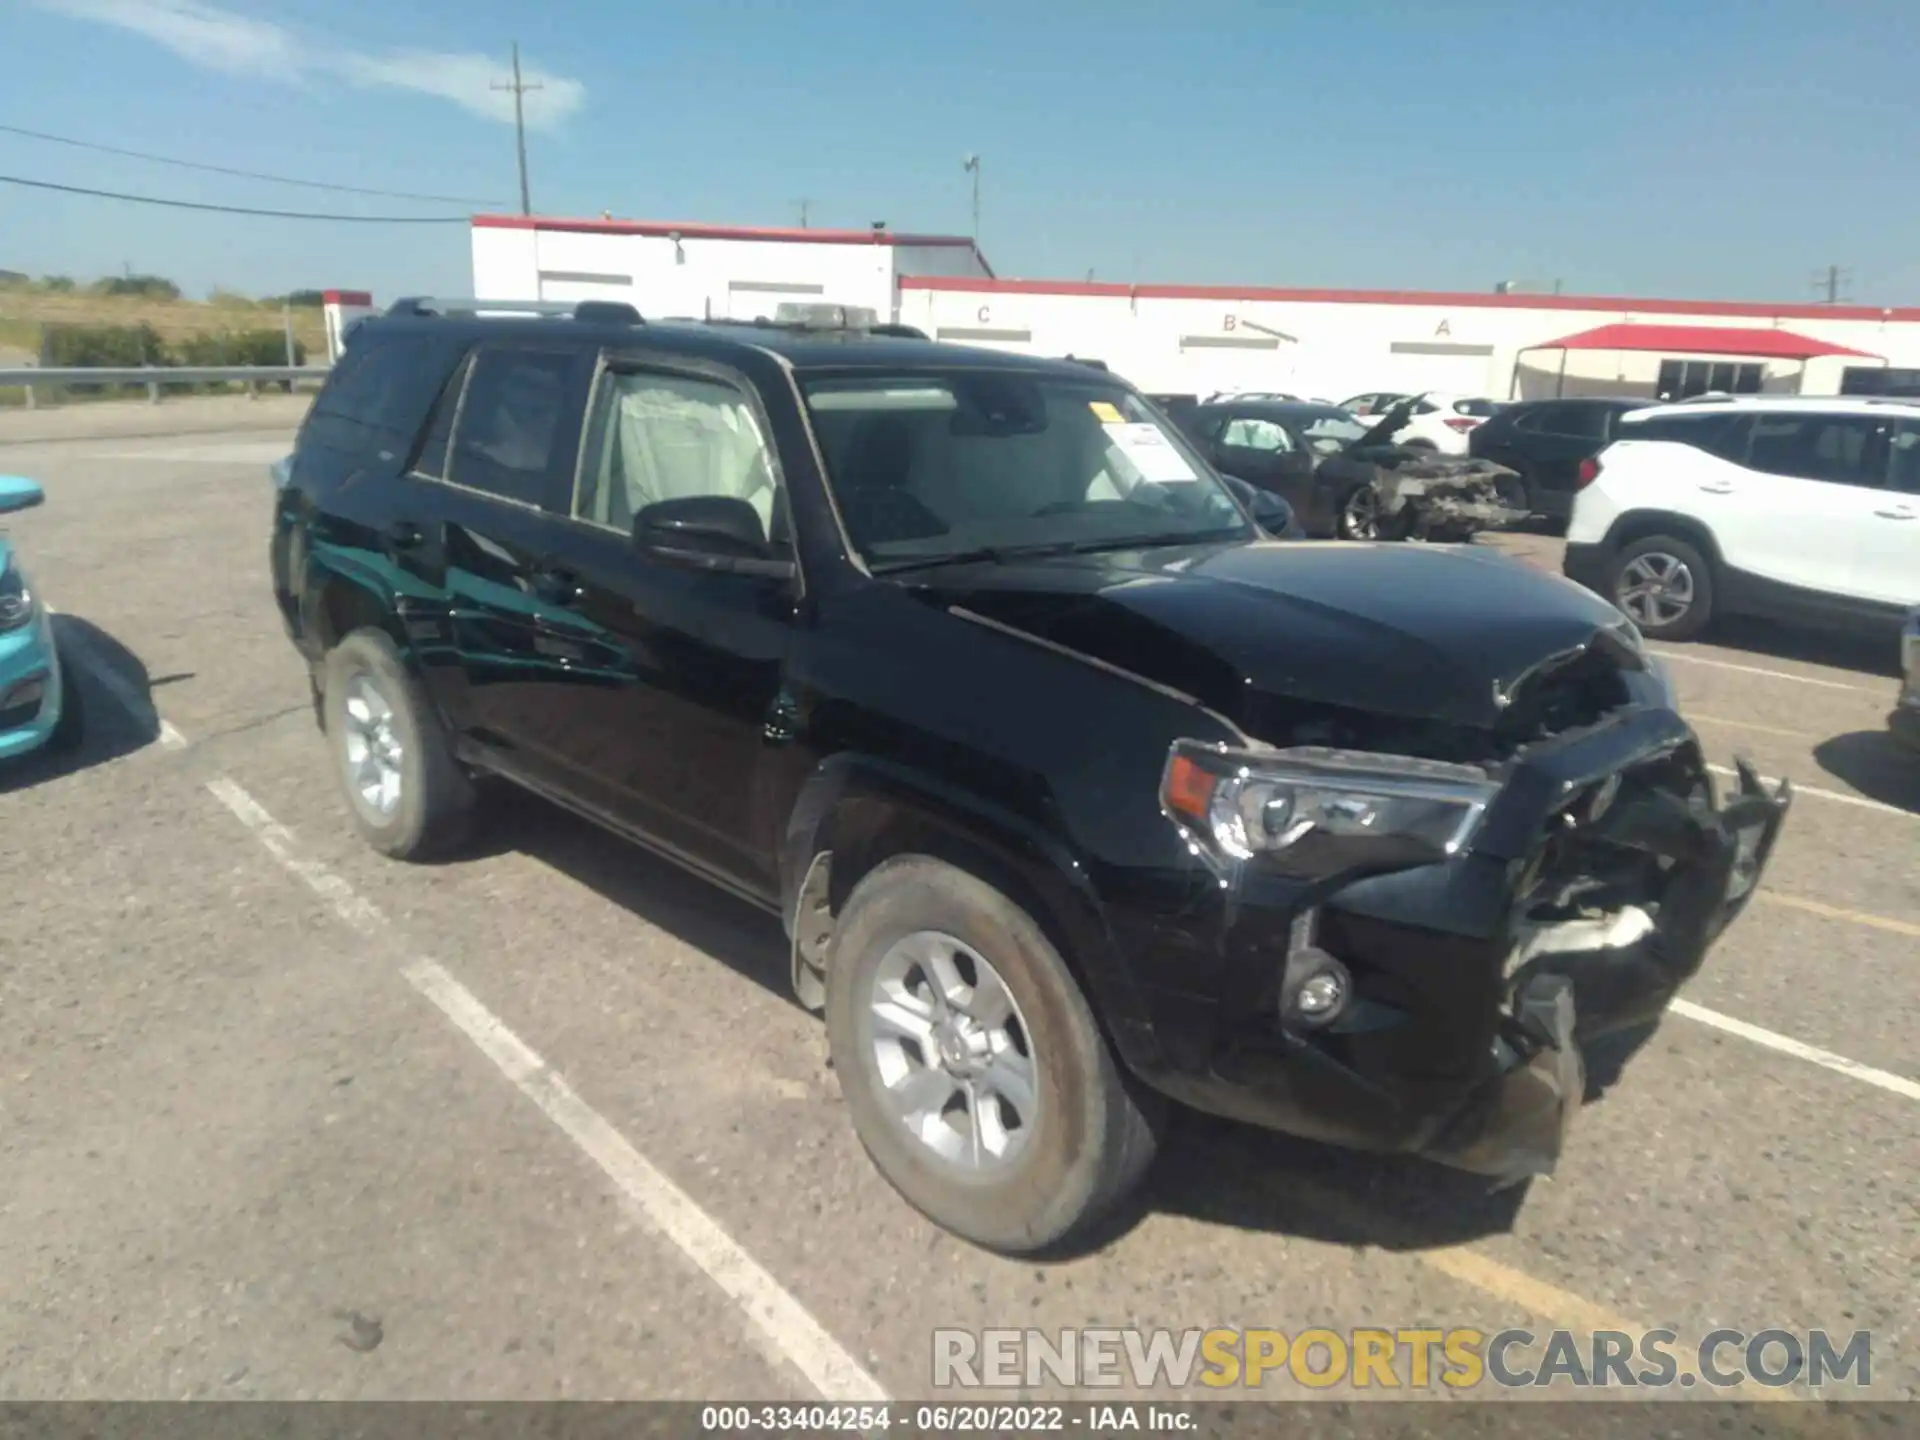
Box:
39 0 302 80
34 0 585 128
339 50 585 131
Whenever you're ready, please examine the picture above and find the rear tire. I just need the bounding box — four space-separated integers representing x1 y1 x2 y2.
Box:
321 627 475 859
825 855 1163 1255
1606 535 1715 641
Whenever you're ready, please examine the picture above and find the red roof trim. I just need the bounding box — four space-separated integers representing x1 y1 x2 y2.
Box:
473 213 978 249
1534 323 1881 361
898 274 1920 323
322 289 373 306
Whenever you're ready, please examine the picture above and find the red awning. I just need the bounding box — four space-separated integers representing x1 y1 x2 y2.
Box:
1531 323 1879 361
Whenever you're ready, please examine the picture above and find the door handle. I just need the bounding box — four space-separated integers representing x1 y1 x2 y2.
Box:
1872 507 1916 520
386 520 424 550
1697 482 1735 494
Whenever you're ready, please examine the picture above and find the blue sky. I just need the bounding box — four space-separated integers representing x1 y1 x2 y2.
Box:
4 0 1918 306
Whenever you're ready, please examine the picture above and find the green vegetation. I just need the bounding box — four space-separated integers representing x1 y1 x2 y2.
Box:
0 270 332 405
32 322 308 397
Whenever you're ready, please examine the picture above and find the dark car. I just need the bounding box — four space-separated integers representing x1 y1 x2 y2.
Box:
1175 399 1523 540
270 298 1790 1256
1468 398 1648 525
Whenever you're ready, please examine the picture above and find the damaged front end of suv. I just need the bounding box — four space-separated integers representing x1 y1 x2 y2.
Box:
1344 396 1529 540
1143 624 1792 1188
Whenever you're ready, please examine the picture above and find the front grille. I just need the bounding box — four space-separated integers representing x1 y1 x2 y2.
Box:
1491 645 1631 754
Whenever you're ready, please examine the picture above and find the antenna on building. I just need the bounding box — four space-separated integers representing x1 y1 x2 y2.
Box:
1812 264 1853 304
962 154 981 246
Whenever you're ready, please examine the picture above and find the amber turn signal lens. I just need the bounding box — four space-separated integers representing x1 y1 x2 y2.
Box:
1163 753 1216 821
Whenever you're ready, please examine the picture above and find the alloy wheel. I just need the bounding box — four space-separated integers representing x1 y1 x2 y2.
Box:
340 671 404 818
1616 551 1696 629
866 930 1039 1173
1342 488 1382 540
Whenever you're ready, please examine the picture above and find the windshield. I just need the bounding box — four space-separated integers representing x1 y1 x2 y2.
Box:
800 371 1254 567
1295 409 1371 451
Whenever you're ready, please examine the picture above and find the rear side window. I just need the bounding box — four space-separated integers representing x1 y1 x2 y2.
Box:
1744 413 1893 489
1521 402 1609 440
1617 411 1748 461
446 347 583 508
1220 416 1294 452
410 350 473 480
307 333 451 454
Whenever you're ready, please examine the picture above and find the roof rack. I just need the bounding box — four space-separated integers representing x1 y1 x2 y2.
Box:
693 306 929 340
384 296 645 325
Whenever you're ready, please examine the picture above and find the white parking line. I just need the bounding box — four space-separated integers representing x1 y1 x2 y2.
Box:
1649 649 1875 694
1705 762 1911 818
1669 999 1920 1102
199 773 889 1406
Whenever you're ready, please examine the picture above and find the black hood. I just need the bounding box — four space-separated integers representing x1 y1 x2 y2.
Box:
908 539 1648 742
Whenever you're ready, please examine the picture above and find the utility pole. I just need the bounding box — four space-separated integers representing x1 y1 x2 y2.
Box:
492 42 542 216
962 154 980 246
1812 264 1853 304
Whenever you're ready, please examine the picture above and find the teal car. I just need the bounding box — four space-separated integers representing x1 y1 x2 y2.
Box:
0 475 83 761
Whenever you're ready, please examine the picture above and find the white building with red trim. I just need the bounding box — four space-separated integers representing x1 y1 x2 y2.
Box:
467 213 1920 402
470 213 991 323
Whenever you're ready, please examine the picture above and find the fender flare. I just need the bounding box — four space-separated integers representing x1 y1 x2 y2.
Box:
301 542 431 669
777 752 1165 1073
1598 509 1728 568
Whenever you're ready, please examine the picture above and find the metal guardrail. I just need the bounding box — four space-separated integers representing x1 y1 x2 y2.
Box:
0 365 333 408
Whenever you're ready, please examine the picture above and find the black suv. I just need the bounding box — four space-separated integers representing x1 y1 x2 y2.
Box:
271 298 1791 1255
1468 398 1648 525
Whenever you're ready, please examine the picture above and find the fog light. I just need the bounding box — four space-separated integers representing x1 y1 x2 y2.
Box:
1297 970 1344 1016
1282 947 1351 1029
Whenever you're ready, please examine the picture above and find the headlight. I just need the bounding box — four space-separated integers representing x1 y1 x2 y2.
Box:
0 562 33 631
1160 740 1497 878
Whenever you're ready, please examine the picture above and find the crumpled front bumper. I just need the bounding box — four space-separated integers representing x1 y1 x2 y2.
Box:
1420 758 1793 1187
0 604 63 760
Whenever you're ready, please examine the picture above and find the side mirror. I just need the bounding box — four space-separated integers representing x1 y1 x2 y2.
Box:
0 475 46 516
1247 489 1297 537
1220 474 1296 537
632 494 794 578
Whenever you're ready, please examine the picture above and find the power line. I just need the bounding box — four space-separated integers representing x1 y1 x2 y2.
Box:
0 173 471 222
0 121 503 206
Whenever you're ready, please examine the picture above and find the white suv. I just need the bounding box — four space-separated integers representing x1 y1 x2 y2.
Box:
1562 396 1920 641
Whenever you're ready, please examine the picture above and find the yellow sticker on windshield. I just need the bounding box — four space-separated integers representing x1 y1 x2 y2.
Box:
1088 401 1125 424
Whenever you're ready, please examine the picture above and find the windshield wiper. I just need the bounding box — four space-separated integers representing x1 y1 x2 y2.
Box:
868 528 1247 575
1053 526 1249 554
868 541 1082 575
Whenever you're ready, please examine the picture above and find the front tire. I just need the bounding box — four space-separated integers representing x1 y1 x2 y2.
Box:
321 627 475 859
825 855 1162 1255
44 652 85 754
1336 483 1389 541
1606 535 1715 641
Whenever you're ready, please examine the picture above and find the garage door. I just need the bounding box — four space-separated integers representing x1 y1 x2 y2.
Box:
1379 342 1499 397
